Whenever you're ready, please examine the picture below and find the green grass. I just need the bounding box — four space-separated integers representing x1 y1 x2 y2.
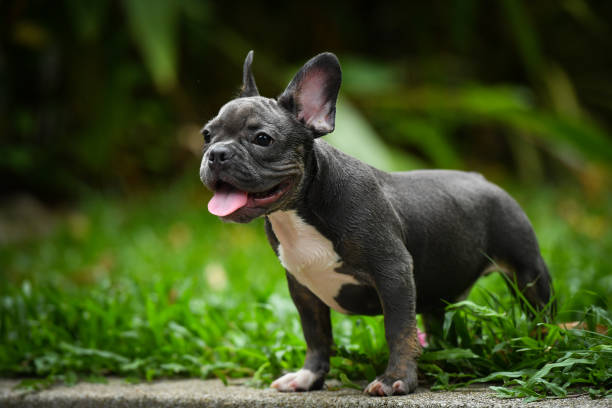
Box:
0 177 610 399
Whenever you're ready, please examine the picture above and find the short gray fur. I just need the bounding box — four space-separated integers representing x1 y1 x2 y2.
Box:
199 51 554 396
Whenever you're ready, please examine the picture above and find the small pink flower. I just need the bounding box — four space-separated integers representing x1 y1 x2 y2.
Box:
417 328 428 347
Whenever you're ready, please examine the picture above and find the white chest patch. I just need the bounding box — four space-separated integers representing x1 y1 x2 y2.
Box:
268 210 359 314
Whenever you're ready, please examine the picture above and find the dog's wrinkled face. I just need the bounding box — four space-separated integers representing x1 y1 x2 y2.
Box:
200 51 341 223
199 97 307 223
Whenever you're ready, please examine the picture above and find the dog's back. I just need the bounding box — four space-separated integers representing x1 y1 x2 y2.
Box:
383 169 553 313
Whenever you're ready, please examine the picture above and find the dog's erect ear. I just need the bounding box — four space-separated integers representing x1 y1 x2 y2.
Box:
278 52 342 136
240 50 259 97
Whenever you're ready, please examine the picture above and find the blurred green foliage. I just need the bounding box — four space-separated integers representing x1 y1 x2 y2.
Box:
1 0 611 199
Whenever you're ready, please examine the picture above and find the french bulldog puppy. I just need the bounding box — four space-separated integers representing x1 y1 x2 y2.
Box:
199 51 553 396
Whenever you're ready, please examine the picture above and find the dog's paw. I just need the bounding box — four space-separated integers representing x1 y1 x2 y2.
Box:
364 374 417 396
270 369 321 392
364 378 393 396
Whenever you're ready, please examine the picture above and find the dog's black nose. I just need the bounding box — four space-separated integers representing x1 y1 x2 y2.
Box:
208 144 234 167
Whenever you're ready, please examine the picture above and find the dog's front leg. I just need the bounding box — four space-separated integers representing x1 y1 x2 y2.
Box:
365 252 421 396
271 272 332 392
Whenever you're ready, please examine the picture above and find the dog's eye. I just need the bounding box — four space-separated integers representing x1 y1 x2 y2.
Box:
202 129 211 144
254 132 273 147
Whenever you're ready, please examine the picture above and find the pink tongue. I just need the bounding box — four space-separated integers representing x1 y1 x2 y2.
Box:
208 187 248 216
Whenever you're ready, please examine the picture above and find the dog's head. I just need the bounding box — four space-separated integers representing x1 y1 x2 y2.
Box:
200 51 342 223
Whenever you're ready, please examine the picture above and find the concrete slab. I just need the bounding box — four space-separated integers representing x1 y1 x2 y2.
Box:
0 378 609 408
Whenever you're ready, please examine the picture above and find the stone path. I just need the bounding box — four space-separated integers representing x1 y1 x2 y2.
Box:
1 378 609 407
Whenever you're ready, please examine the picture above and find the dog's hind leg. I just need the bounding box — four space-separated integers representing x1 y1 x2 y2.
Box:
500 255 555 316
486 189 555 317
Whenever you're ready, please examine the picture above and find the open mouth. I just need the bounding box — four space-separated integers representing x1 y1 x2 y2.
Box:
208 179 291 217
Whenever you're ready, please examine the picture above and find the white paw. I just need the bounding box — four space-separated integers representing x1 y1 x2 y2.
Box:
364 379 393 396
364 377 415 396
270 369 318 392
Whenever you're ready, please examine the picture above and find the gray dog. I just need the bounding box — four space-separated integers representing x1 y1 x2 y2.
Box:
199 51 553 396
